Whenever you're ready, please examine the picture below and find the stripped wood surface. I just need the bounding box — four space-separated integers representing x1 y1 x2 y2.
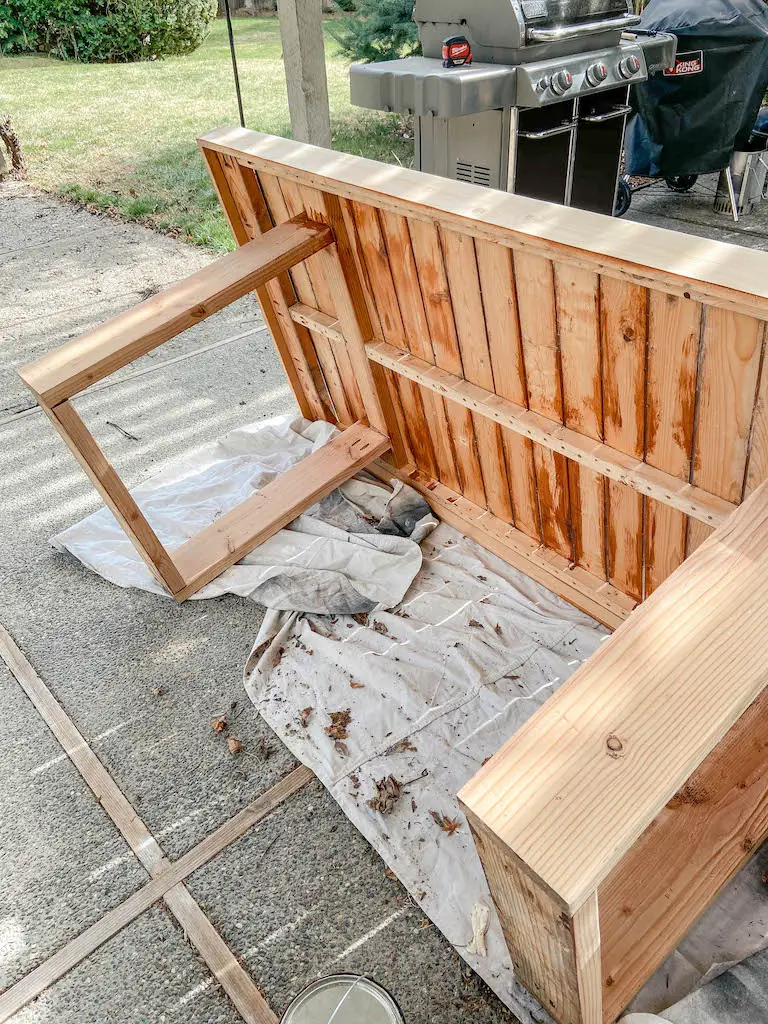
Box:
0 622 313 1023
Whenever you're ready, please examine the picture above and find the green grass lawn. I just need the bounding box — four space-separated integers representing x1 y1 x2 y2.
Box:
0 17 413 249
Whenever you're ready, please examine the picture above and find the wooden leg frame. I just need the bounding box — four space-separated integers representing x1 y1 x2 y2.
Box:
17 214 401 600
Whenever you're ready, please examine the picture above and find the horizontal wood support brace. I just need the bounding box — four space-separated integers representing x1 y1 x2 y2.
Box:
370 462 635 631
18 217 334 407
365 338 736 528
172 423 390 600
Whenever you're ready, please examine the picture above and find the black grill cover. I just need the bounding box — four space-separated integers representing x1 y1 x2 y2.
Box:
624 0 768 176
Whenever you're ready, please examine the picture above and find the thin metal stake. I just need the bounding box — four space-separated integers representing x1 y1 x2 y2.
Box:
725 164 739 224
223 0 246 129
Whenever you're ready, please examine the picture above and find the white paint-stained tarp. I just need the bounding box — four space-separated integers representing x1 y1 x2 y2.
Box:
53 414 768 1024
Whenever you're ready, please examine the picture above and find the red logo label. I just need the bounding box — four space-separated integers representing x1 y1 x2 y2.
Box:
664 51 704 76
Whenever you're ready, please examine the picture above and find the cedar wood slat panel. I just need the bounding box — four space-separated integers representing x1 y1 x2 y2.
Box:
195 128 768 1024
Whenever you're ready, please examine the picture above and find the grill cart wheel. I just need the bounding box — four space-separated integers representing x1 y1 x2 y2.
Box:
665 174 698 192
614 178 632 216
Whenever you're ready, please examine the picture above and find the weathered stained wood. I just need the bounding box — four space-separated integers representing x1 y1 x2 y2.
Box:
205 149 332 423
369 462 634 630
514 251 572 557
200 127 768 320
600 277 647 601
172 423 390 599
365 340 735 527
19 217 334 407
644 292 701 592
475 238 540 539
555 264 606 578
440 227 513 524
408 217 487 506
257 170 353 423
460 474 768 916
350 200 438 478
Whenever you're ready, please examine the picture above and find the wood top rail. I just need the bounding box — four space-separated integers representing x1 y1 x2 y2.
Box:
18 216 334 407
200 126 768 321
459 476 768 914
288 301 736 529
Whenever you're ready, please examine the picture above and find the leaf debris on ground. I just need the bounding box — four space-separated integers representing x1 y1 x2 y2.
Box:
228 736 243 755
367 775 402 815
211 716 227 733
468 619 483 629
350 681 365 689
325 709 351 741
387 737 417 754
300 706 313 728
429 809 462 837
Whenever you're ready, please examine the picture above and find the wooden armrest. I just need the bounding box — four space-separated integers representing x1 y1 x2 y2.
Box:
17 216 333 407
460 479 768 1022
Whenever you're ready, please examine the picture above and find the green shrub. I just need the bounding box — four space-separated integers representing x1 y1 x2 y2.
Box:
329 0 419 63
0 0 217 61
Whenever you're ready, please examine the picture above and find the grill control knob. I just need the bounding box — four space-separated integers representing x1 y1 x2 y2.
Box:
585 62 608 87
550 69 573 96
617 55 641 79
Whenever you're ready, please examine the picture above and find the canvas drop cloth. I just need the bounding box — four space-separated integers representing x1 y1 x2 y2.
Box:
54 415 768 1024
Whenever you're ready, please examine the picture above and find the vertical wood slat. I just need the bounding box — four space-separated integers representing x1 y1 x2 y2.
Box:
408 218 487 506
257 170 353 424
555 264 606 579
278 178 367 422
514 251 572 557
644 293 701 593
212 154 333 424
600 277 647 602
350 201 439 479
289 184 412 469
439 229 514 524
378 210 461 491
475 239 541 540
688 308 765 554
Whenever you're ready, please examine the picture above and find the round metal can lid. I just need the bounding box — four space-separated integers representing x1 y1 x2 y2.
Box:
281 974 405 1024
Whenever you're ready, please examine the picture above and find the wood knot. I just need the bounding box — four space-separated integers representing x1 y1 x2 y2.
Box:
606 735 624 757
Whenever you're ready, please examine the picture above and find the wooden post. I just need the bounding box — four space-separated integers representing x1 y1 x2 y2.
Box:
277 0 332 148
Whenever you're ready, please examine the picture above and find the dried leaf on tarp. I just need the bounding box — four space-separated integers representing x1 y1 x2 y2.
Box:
325 709 351 740
350 681 365 689
335 740 349 757
429 810 462 836
300 706 313 728
228 736 243 755
352 612 369 626
350 774 361 790
468 619 483 628
387 738 417 754
494 623 502 635
211 716 227 733
367 775 402 815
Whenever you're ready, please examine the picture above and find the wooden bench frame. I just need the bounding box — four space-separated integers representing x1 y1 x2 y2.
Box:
17 214 403 600
19 125 768 1022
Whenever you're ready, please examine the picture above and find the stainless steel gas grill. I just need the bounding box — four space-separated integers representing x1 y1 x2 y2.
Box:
350 0 676 215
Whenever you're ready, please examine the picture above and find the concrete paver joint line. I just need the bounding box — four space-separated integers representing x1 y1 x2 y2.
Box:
0 622 313 1024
